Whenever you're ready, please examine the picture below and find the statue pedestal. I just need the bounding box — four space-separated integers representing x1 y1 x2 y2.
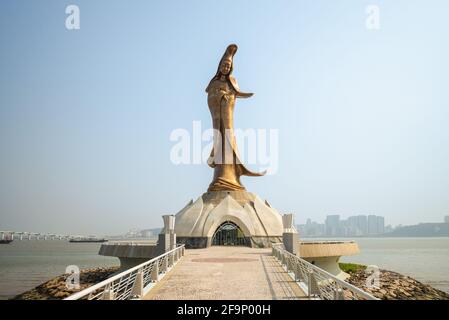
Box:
174 191 283 248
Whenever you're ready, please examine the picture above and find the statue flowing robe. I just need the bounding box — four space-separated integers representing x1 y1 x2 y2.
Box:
206 75 265 191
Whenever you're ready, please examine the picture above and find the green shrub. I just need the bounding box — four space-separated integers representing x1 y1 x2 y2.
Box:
339 262 367 274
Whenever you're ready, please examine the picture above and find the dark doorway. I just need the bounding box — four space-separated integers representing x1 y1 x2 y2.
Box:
212 221 250 246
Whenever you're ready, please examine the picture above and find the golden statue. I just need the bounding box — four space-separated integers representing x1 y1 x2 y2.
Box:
206 44 265 192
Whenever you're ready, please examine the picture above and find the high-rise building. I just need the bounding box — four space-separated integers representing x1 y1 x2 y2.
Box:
347 216 359 236
301 214 385 237
445 216 449 224
325 215 340 236
368 215 378 235
297 219 326 237
356 215 368 235
376 216 385 234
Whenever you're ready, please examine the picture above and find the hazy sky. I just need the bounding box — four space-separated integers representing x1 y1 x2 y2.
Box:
1 0 448 235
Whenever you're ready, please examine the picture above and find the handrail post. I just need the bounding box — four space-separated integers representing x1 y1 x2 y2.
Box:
101 289 116 300
162 256 169 273
307 270 320 298
293 259 301 282
168 253 172 267
286 256 292 272
307 270 313 297
130 269 143 299
169 252 174 267
150 262 159 282
334 288 345 300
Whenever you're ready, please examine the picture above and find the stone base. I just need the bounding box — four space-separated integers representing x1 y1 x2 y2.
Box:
174 190 284 249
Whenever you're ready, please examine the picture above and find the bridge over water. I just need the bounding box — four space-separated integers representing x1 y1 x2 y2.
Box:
65 243 376 300
0 231 100 241
144 246 307 300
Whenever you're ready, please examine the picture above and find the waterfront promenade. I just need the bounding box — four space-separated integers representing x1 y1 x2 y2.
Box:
144 246 307 300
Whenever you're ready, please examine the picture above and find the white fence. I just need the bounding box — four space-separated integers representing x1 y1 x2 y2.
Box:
272 244 378 300
65 245 185 300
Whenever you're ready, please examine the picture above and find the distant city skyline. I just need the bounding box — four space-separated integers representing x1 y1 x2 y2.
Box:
298 214 387 237
297 214 449 238
297 214 449 228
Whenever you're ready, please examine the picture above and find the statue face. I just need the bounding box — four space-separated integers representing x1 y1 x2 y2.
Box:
220 60 232 75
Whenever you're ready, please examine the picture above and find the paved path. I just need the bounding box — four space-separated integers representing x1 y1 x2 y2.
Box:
144 246 307 300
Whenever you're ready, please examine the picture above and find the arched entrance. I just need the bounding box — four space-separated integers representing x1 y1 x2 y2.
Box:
212 221 250 246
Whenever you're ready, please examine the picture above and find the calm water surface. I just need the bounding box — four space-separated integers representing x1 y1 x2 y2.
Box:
0 241 118 300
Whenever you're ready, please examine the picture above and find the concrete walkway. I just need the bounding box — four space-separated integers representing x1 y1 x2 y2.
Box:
144 246 307 300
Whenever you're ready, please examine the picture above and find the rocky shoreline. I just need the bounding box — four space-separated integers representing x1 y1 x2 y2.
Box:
341 263 449 300
12 266 119 300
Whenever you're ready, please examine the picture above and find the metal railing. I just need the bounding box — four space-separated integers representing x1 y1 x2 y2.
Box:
65 244 185 300
272 244 378 300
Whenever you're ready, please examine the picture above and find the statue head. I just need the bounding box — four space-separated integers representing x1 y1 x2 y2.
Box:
206 44 253 98
219 58 232 75
216 44 237 77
